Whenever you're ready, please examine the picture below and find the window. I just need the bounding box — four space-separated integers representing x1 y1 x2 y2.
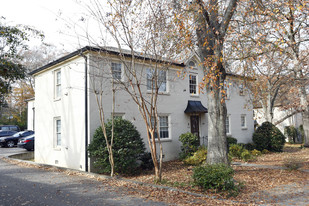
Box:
189 74 197 95
188 61 197 69
224 80 230 99
241 114 246 129
111 62 122 80
226 115 231 134
112 113 124 119
151 116 169 139
159 116 169 138
55 118 61 147
239 83 244 96
55 70 61 99
146 68 167 92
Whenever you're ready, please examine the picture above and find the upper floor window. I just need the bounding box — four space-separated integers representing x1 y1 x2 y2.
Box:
226 115 231 135
55 70 61 99
189 74 197 95
111 62 122 80
241 114 247 129
188 61 197 69
146 68 167 92
239 83 244 96
224 80 230 99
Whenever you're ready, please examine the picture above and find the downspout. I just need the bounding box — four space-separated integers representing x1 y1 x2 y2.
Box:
80 52 88 172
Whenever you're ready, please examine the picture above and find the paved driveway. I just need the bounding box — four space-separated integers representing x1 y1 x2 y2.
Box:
0 148 167 206
0 158 167 206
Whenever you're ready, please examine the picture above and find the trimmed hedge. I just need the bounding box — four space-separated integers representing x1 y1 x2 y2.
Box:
88 118 146 174
252 121 285 152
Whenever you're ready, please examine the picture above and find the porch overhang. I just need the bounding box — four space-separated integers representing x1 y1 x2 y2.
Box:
184 100 208 114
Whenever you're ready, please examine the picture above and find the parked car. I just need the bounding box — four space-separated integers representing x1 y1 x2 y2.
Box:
0 125 20 132
0 130 34 148
0 130 17 137
18 134 34 151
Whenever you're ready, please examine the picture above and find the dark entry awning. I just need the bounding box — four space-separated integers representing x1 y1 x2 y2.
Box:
184 100 208 114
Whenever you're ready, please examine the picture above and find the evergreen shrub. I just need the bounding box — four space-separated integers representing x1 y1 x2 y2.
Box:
179 132 199 159
88 118 146 174
252 121 285 152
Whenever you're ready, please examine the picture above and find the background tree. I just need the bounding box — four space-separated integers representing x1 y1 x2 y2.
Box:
228 0 309 145
0 17 44 105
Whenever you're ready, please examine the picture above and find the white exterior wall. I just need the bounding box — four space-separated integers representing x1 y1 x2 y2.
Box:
27 100 35 131
255 107 303 134
225 79 254 143
34 56 87 171
32 51 254 172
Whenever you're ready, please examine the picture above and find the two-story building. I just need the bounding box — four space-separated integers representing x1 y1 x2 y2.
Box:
29 46 254 172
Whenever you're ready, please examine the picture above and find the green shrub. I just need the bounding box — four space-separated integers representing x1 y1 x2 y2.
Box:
251 149 262 157
227 136 237 147
139 152 154 170
184 146 207 165
240 150 252 162
244 143 255 151
298 125 305 143
262 149 270 154
252 122 285 152
285 126 297 143
229 144 244 159
192 164 237 193
88 118 146 175
179 132 200 159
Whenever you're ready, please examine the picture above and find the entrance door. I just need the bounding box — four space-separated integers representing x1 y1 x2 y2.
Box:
190 115 199 138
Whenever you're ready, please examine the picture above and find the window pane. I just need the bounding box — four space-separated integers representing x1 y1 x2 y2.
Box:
111 63 121 80
189 75 197 94
159 116 168 138
226 116 230 134
56 119 61 146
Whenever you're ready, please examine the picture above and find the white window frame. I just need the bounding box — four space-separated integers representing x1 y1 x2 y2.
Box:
151 115 170 139
189 74 198 95
146 68 167 93
188 60 197 70
54 117 61 148
241 114 247 129
111 62 122 80
239 83 244 96
54 70 61 99
226 115 231 135
224 80 230 99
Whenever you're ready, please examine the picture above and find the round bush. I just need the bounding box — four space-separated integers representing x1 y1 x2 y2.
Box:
192 164 235 191
179 132 200 159
88 118 146 174
252 122 285 152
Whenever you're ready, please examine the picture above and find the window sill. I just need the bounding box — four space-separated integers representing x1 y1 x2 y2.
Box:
54 98 61 102
226 133 232 136
241 127 247 130
190 94 199 97
146 91 170 95
53 147 61 151
155 138 172 142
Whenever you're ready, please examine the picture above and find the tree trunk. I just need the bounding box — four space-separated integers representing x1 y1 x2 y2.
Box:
299 86 309 146
206 84 229 164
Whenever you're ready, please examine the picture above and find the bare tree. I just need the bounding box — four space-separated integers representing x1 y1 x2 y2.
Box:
77 0 180 181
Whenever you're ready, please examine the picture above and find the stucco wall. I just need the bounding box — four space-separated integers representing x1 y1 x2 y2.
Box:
34 56 87 171
32 51 254 172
